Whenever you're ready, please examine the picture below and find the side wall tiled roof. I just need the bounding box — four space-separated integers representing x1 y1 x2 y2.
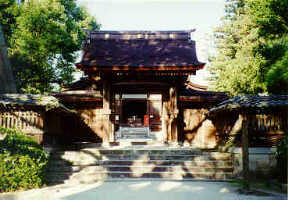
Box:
208 95 288 115
0 94 72 112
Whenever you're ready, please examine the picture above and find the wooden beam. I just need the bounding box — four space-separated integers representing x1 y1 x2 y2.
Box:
76 63 204 72
179 96 226 103
241 114 250 190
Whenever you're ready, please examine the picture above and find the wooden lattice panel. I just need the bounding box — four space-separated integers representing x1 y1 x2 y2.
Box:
0 111 44 134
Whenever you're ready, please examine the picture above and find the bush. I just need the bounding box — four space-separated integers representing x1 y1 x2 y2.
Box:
276 135 288 183
0 126 48 192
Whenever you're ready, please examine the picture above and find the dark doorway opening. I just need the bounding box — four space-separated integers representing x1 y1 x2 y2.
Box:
122 100 147 127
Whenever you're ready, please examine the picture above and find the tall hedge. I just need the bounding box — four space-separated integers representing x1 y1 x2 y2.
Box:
0 127 48 192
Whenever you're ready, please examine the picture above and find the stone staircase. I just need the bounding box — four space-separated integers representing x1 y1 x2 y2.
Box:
45 144 234 185
118 126 150 139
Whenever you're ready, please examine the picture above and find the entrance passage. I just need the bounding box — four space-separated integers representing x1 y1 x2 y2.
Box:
122 101 147 127
119 100 149 139
114 93 163 141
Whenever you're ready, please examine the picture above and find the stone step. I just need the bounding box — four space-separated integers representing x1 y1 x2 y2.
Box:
46 171 234 184
107 172 234 179
45 147 234 185
49 149 230 158
50 148 208 155
48 160 233 168
49 154 231 163
47 165 233 173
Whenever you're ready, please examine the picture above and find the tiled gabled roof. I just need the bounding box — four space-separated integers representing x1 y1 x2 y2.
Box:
76 30 205 69
208 95 288 115
0 94 72 112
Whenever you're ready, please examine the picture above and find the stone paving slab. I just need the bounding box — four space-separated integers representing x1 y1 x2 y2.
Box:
0 181 286 200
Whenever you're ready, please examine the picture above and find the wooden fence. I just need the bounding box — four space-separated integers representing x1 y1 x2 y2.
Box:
0 111 44 143
214 112 287 147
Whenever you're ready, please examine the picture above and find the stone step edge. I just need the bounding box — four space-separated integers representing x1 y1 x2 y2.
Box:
49 160 233 166
47 143 212 149
47 178 234 185
47 174 235 183
47 165 233 171
49 159 232 163
49 162 232 166
50 148 205 151
50 155 231 159
47 167 233 173
50 150 226 154
93 178 234 182
48 165 233 168
48 171 234 176
50 154 231 159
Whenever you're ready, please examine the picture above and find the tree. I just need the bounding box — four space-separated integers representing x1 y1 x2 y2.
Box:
0 24 17 93
209 0 266 96
247 0 288 94
0 0 18 43
266 47 288 94
1 0 100 93
247 0 288 39
209 0 288 96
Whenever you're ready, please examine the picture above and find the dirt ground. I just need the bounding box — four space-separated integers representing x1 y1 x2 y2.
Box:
0 181 286 200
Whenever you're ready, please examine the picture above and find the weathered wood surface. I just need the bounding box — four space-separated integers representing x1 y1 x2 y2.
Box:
183 109 217 149
210 112 286 147
241 114 250 190
77 64 202 72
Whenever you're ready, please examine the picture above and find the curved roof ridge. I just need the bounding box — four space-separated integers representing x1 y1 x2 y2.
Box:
86 30 196 41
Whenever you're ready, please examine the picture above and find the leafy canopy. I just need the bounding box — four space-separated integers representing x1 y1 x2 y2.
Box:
209 0 288 96
0 0 100 93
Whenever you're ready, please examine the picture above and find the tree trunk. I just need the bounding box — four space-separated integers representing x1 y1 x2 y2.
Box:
0 25 16 93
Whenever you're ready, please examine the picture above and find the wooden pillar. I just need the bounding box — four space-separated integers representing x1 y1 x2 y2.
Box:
167 87 178 143
103 80 111 111
162 100 169 142
241 114 250 190
102 80 112 144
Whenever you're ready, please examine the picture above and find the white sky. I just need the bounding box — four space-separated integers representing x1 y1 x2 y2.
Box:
77 0 226 85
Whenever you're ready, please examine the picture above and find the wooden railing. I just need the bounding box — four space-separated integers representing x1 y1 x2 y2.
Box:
0 111 44 134
250 114 286 132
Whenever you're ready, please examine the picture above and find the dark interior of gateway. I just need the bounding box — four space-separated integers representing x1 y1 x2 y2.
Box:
122 100 147 126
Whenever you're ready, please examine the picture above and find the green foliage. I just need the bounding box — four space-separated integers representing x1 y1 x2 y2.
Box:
248 0 288 38
0 0 18 43
0 127 48 192
209 1 266 96
266 50 288 94
209 0 288 96
276 135 288 183
1 0 100 94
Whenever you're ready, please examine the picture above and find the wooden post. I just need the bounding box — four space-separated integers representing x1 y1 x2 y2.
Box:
168 87 178 143
102 80 112 144
162 100 169 143
103 80 111 111
241 114 250 190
